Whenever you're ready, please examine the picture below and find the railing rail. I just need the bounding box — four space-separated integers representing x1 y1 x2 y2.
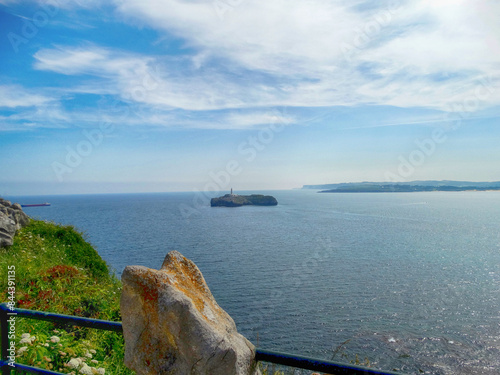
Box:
255 350 400 375
1 303 401 375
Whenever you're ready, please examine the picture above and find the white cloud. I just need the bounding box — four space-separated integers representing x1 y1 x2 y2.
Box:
361 1 500 74
0 85 53 108
32 44 365 113
16 0 500 132
33 45 292 111
0 103 72 131
223 111 295 128
115 0 360 76
111 0 500 111
34 45 154 77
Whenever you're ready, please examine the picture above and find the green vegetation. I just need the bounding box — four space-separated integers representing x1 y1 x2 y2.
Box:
0 220 131 374
246 194 279 206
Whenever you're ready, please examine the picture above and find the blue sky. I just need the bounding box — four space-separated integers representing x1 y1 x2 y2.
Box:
1 0 499 196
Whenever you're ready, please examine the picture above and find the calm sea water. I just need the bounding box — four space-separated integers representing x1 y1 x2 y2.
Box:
12 190 500 374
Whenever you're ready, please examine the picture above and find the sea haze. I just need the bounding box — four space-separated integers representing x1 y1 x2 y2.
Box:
14 190 500 374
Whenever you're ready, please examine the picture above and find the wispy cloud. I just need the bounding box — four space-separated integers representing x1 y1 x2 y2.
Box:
8 0 500 132
0 85 54 108
33 45 298 112
111 0 500 111
34 45 154 77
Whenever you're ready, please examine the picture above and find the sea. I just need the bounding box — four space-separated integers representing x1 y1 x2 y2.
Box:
10 190 500 374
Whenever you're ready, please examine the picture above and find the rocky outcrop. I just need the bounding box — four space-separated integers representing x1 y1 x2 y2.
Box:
0 214 17 248
121 251 260 375
210 194 278 207
0 198 30 248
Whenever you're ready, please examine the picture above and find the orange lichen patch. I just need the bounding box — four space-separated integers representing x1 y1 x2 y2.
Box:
133 268 164 302
163 312 179 350
125 252 229 325
160 252 224 323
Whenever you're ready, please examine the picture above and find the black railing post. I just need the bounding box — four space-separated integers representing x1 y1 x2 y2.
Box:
0 304 12 375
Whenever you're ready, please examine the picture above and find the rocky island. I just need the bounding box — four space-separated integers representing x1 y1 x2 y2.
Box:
210 192 278 207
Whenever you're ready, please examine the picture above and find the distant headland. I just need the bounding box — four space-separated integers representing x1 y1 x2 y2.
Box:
211 189 278 207
301 180 500 193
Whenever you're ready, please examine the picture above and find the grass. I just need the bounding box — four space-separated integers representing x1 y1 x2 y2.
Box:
0 220 132 374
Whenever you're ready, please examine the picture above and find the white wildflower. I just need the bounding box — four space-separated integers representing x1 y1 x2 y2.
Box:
84 350 92 358
91 368 105 375
17 346 28 355
67 358 81 369
89 349 96 354
90 360 98 364
50 336 60 343
79 363 93 375
20 334 35 345
43 343 50 347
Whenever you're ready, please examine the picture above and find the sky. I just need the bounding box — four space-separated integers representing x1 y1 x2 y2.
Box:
0 0 499 196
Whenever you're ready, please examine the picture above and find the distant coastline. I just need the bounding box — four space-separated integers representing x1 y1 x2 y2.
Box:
301 180 500 193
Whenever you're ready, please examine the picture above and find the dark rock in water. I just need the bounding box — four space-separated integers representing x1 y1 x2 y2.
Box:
0 198 30 248
210 194 278 207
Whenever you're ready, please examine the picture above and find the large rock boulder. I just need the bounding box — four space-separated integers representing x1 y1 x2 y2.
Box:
0 198 30 248
121 251 260 375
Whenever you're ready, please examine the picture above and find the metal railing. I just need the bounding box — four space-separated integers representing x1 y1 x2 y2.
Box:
0 303 400 375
